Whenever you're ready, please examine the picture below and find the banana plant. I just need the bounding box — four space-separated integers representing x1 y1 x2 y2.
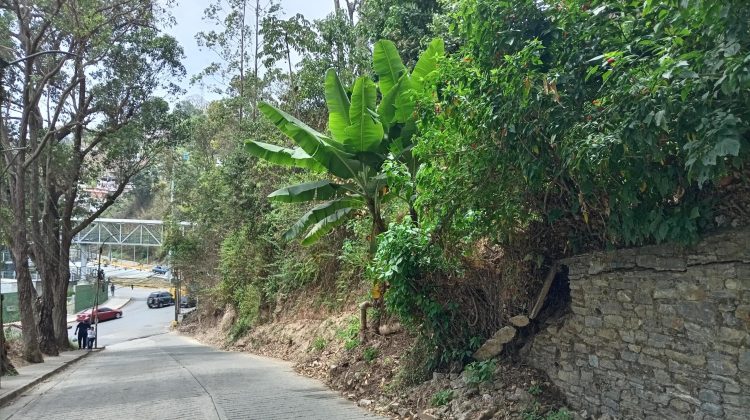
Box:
246 38 444 247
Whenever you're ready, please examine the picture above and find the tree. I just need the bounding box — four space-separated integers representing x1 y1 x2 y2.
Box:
1 0 185 358
358 0 442 65
196 0 277 122
261 8 314 112
415 0 750 254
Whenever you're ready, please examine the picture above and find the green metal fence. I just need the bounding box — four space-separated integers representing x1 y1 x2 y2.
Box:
1 292 19 323
0 283 107 324
74 283 109 312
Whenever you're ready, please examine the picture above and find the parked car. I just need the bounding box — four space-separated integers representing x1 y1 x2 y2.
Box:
147 291 174 308
180 295 197 308
76 307 123 322
152 265 168 274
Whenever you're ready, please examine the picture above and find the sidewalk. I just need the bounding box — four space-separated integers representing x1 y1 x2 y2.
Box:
1 297 130 407
0 349 100 406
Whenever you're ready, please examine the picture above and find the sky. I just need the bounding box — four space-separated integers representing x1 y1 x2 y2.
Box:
163 0 335 103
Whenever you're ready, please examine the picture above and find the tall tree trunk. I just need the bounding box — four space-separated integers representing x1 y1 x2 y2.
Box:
36 256 59 356
252 0 260 121
333 0 345 70
239 0 246 123
34 223 61 355
284 37 296 115
53 239 73 349
7 58 43 363
29 111 58 356
9 240 43 363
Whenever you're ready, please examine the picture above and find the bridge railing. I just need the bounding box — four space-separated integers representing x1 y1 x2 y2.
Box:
72 218 190 247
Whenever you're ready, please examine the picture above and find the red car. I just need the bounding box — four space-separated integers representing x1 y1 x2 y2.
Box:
76 307 123 322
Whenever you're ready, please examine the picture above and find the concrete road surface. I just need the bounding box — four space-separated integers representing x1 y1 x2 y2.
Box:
3 289 383 420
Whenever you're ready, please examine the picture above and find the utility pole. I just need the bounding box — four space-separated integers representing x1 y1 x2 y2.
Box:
94 245 103 349
174 268 180 323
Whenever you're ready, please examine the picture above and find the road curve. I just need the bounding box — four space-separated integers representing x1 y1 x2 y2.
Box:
4 290 384 419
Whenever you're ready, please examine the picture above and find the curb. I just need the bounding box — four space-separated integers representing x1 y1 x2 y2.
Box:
0 349 101 406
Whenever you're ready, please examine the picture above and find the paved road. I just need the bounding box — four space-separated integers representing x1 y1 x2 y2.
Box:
74 286 176 347
4 289 382 419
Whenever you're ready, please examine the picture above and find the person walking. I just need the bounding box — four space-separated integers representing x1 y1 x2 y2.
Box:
74 319 90 349
110 283 115 297
87 325 97 349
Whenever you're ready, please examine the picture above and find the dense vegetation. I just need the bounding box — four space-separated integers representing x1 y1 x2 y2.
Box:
2 0 748 383
159 0 749 379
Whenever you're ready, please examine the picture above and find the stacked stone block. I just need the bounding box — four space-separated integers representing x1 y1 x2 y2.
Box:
529 228 749 419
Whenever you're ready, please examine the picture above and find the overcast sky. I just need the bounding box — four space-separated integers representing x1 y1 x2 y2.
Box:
164 0 335 102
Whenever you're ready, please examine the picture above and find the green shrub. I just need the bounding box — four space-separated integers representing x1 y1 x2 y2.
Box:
464 360 496 384
523 403 572 420
363 346 379 363
430 389 454 407
336 316 360 351
418 0 750 250
528 384 542 396
311 336 327 352
369 221 460 357
228 315 252 343
224 284 261 343
392 336 437 388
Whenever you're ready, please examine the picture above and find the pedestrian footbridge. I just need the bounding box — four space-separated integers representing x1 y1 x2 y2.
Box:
73 218 190 247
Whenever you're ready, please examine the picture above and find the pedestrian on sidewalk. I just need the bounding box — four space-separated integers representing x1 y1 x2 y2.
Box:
110 283 115 297
130 284 134 290
87 325 97 349
74 319 90 349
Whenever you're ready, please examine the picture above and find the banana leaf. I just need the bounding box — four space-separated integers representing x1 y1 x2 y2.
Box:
301 207 355 246
259 102 361 179
325 68 351 143
373 40 406 96
343 76 384 153
245 140 326 172
284 197 363 241
268 180 348 203
411 38 445 91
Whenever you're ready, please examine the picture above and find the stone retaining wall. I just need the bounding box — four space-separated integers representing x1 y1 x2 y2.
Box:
529 228 749 419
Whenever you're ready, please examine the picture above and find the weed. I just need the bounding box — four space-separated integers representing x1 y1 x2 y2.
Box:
464 359 495 384
546 409 573 420
363 346 379 363
228 315 252 343
528 384 542 396
311 336 326 352
392 336 437 389
336 316 360 351
522 402 572 420
344 338 358 351
430 389 454 407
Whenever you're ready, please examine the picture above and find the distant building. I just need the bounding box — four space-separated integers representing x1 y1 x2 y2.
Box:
82 173 134 200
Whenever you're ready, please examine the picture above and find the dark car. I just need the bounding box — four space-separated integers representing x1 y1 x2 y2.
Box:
147 291 174 308
152 265 168 274
76 307 123 322
180 295 197 308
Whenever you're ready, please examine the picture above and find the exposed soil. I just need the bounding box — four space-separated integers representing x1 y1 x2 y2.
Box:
178 294 572 420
